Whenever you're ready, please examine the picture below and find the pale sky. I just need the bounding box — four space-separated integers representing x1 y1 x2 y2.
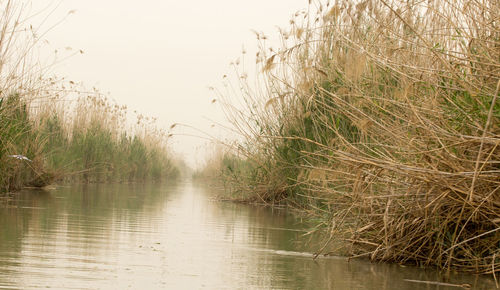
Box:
30 0 308 167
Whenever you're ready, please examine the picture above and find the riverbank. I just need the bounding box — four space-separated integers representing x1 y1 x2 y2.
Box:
0 2 179 192
209 0 500 277
0 90 180 193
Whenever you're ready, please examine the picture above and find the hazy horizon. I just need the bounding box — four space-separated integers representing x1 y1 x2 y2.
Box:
29 0 309 168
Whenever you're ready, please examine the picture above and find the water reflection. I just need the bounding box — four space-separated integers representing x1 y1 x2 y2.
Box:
0 181 495 289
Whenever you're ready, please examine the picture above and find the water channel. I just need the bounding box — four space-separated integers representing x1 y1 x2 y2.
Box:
0 181 495 289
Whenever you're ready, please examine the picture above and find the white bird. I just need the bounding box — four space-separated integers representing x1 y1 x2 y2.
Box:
8 155 32 162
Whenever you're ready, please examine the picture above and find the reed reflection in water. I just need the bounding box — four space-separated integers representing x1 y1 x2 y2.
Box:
0 181 495 289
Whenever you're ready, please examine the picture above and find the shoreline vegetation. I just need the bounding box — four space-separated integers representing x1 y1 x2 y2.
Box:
0 1 179 193
201 0 500 277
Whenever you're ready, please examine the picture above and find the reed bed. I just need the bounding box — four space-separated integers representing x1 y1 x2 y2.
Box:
215 0 500 276
0 0 178 192
35 94 179 183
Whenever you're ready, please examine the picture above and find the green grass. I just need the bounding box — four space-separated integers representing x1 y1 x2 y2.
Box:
0 92 179 191
39 95 179 184
0 1 179 191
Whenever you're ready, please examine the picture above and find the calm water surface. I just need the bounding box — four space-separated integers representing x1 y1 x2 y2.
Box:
0 181 495 289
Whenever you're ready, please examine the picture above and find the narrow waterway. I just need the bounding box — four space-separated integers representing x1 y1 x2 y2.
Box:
0 181 495 289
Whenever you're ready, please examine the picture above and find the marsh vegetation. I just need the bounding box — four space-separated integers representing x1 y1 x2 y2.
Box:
1 0 499 284
0 1 178 192
204 0 500 277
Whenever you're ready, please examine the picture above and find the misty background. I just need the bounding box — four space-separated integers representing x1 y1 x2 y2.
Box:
30 0 307 168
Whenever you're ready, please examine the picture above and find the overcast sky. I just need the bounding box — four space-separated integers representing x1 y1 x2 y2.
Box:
29 0 308 167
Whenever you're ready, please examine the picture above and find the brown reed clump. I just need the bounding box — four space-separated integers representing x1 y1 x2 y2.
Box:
217 0 500 276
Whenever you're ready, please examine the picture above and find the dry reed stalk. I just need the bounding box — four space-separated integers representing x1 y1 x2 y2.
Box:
0 1 177 187
216 0 500 276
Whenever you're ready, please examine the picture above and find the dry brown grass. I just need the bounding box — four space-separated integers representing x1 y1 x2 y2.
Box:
217 0 500 277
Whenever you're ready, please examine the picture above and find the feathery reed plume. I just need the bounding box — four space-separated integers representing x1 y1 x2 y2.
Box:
215 0 500 276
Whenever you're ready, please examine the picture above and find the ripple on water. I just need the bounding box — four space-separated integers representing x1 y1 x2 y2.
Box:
0 182 496 289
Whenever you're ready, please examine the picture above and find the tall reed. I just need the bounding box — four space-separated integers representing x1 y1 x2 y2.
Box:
0 0 53 192
217 0 500 276
0 1 178 191
36 94 179 183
